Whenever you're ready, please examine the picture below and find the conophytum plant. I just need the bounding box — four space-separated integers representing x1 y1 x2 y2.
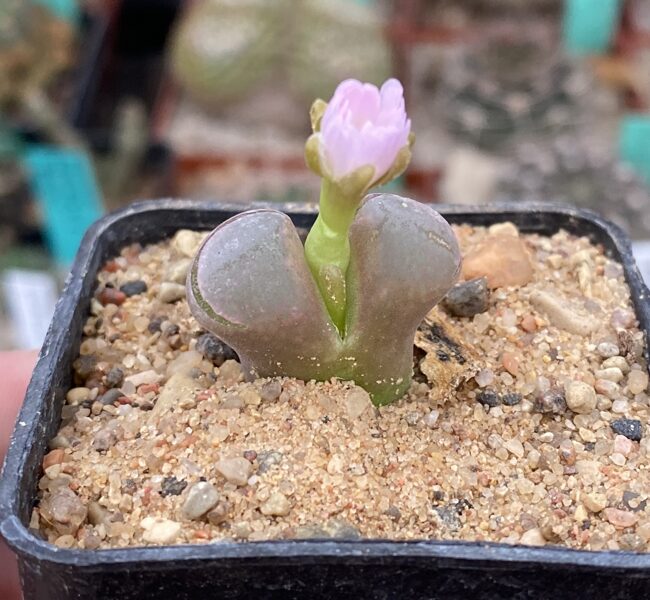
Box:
187 79 461 405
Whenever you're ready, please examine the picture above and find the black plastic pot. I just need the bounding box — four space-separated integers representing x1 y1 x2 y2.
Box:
1 200 650 600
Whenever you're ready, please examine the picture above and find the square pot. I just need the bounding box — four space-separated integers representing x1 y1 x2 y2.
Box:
1 199 650 600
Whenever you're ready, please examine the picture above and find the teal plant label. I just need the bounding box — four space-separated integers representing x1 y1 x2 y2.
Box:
33 0 80 25
620 114 650 185
25 145 103 265
563 0 623 55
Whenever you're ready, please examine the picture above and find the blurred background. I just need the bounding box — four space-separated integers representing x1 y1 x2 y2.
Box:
1 0 650 350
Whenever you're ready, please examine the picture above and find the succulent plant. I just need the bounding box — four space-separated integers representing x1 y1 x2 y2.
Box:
440 25 593 151
169 0 390 111
188 79 461 405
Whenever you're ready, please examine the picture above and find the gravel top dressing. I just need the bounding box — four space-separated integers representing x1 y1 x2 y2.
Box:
34 222 650 552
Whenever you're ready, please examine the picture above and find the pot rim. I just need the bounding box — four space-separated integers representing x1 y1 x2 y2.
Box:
2 198 649 571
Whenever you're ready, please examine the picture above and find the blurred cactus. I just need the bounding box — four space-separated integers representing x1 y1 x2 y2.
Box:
169 0 390 110
440 24 593 150
289 0 390 102
169 0 283 108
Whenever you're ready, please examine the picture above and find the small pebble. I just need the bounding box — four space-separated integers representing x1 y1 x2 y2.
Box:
462 235 534 288
345 387 371 419
520 528 546 546
141 517 181 544
181 482 220 520
622 491 648 513
66 387 90 405
594 368 624 383
98 288 126 306
474 369 495 388
39 488 87 535
207 501 230 525
505 438 524 458
147 316 164 333
158 282 186 303
260 492 291 517
125 370 160 387
92 428 117 452
613 435 634 457
195 333 238 366
442 277 489 318
42 449 65 471
535 388 566 414
597 342 620 358
603 508 639 529
611 308 635 330
423 410 439 428
322 519 361 539
559 440 576 465
54 534 76 548
119 280 148 297
610 419 643 441
172 229 203 257
520 314 538 332
160 476 188 497
529 290 596 336
601 356 630 373
501 352 519 376
501 392 522 406
259 380 282 402
477 390 499 408
215 457 253 486
165 258 192 284
257 451 283 474
218 360 243 386
243 450 257 463
583 493 607 513
627 369 649 395
594 379 619 399
565 381 597 414
98 388 123 406
105 367 124 388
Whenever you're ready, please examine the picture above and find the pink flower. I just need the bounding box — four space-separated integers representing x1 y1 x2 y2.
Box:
317 79 411 183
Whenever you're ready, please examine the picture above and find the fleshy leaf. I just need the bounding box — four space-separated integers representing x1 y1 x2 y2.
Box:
187 209 341 380
342 194 462 404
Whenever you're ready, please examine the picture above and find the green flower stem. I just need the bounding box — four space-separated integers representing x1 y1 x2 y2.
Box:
304 178 361 335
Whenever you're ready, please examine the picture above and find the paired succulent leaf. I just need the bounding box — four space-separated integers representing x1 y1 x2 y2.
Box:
187 194 460 405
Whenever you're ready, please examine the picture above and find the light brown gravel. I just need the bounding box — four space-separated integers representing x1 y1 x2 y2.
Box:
34 225 650 552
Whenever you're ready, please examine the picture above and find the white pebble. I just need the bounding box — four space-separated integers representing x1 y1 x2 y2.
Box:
345 387 371 419
158 282 186 303
565 381 597 414
594 368 624 383
260 492 291 517
140 517 181 544
423 410 439 428
181 482 220 520
597 342 619 358
475 369 495 388
520 528 546 546
601 356 630 374
215 457 252 486
66 387 90 405
125 369 161 387
505 438 524 458
627 370 649 395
